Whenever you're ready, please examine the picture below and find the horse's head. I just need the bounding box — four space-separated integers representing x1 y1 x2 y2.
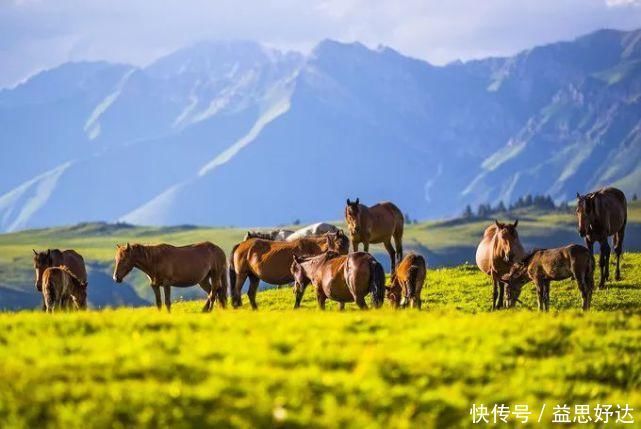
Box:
501 263 529 308
32 249 52 292
494 219 524 263
345 198 361 235
326 230 350 254
113 243 136 283
290 255 312 308
576 192 596 237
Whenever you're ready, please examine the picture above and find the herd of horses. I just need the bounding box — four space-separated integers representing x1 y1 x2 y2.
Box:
31 187 628 313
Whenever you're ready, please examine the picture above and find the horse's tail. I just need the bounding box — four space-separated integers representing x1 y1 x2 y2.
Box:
58 265 87 289
228 243 240 303
587 252 596 291
369 259 385 307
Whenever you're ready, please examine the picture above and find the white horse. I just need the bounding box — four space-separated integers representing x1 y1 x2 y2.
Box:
286 222 340 241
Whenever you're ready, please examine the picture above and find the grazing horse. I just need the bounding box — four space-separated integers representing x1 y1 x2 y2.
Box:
290 251 385 310
475 220 526 310
501 245 595 311
344 198 404 272
387 253 427 309
113 242 227 312
576 187 627 288
285 223 340 241
42 266 88 312
229 231 349 309
33 249 87 311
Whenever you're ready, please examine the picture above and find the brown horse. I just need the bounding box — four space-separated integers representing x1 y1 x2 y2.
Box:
387 253 427 309
501 245 595 311
113 242 227 312
42 266 88 312
475 220 526 310
229 231 350 309
33 249 87 311
290 251 385 310
576 187 627 288
344 198 404 272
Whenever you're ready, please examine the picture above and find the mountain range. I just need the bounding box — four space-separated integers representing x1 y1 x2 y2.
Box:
1 28 640 232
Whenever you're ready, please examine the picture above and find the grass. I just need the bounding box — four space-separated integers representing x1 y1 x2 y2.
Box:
0 254 640 428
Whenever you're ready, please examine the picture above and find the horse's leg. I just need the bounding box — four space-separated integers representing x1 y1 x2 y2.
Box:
338 302 345 311
163 286 171 312
233 271 248 308
599 240 611 289
393 229 403 266
534 279 544 311
355 296 368 310
352 240 360 253
216 271 228 309
544 281 551 312
613 226 625 281
491 279 499 311
151 285 162 310
247 275 260 310
384 240 396 273
199 280 213 312
317 291 327 310
498 282 506 309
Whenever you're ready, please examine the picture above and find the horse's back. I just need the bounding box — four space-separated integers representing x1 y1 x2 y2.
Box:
61 249 87 283
597 187 627 231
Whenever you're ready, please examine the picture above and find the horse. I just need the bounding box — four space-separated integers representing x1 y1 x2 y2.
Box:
244 229 294 241
387 253 427 309
229 231 350 309
576 187 627 289
290 251 385 310
41 266 88 312
33 249 87 311
113 242 227 312
475 220 526 310
285 223 340 241
501 245 595 311
344 198 404 272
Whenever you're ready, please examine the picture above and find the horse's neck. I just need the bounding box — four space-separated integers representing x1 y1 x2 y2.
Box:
134 248 155 278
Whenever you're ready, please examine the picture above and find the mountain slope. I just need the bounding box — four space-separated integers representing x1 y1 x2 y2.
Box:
0 30 640 230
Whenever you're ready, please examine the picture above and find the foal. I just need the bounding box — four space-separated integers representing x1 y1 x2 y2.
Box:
387 253 427 309
502 244 595 311
42 266 88 312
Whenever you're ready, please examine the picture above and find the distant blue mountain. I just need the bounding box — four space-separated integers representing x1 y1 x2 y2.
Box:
0 30 640 231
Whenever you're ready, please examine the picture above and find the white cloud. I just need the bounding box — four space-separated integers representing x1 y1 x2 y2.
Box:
1 0 641 87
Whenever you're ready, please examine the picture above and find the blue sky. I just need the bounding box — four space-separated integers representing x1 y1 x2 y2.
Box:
1 0 641 88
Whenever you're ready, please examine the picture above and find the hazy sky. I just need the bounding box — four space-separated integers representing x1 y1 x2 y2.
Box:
1 0 641 88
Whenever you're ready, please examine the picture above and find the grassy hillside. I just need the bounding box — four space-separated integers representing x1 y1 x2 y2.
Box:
0 202 640 308
1 254 640 428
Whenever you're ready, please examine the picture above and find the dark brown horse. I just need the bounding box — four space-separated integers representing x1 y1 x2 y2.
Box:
229 231 349 309
42 266 88 312
475 220 526 310
387 253 427 309
576 187 627 288
344 199 404 272
113 242 227 312
502 245 595 311
33 249 87 311
290 251 385 310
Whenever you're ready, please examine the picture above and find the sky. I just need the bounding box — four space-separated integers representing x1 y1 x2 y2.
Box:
1 0 641 88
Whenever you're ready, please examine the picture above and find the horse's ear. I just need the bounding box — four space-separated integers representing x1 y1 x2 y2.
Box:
513 219 519 228
125 243 131 250
33 249 38 256
576 192 581 199
46 249 51 257
495 220 501 228
346 198 351 205
355 198 359 205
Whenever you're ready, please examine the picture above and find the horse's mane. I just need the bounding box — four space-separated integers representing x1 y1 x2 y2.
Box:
521 248 546 265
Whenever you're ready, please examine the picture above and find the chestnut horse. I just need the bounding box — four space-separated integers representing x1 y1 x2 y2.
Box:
501 245 595 311
387 253 427 309
290 251 385 310
113 242 227 312
229 231 349 309
344 198 404 272
42 266 88 312
576 187 627 288
475 220 526 310
33 249 87 311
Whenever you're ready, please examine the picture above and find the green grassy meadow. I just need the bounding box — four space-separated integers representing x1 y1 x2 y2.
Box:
1 253 641 428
